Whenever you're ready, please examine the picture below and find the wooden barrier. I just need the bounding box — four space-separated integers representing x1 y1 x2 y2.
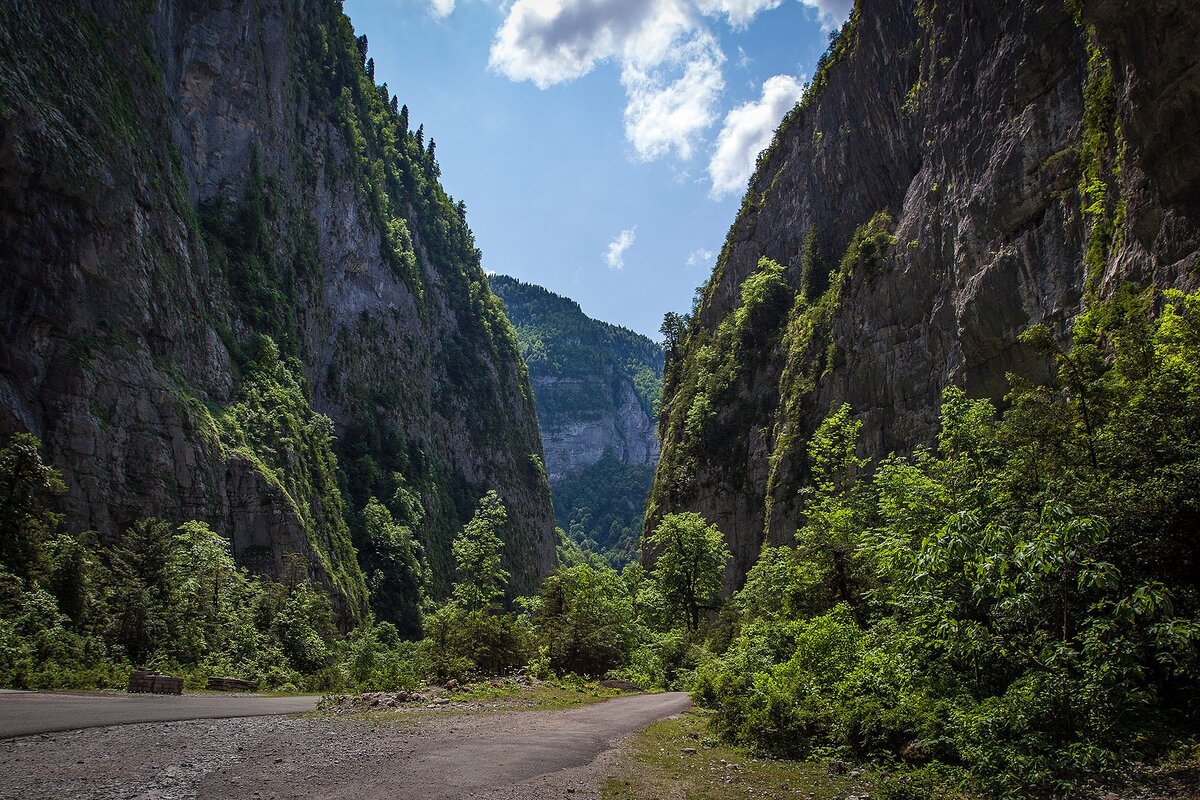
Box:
206 676 259 692
127 668 184 695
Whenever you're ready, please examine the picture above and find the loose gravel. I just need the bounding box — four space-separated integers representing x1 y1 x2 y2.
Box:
0 692 691 799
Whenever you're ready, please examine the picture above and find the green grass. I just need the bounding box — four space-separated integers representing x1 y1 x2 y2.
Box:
446 677 622 710
602 711 874 800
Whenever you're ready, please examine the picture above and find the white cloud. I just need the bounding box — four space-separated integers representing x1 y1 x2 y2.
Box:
605 227 637 269
621 36 724 161
430 0 456 18
694 0 781 29
707 74 804 198
489 0 694 88
488 0 849 165
490 0 721 159
687 247 715 267
800 0 853 28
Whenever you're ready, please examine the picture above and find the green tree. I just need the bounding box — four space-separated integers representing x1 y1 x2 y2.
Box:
647 512 730 631
105 518 175 666
535 564 637 675
660 311 690 355
452 490 510 612
361 495 429 636
0 433 66 581
793 403 874 616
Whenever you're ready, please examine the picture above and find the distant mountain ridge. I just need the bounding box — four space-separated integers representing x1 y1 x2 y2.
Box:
489 275 662 564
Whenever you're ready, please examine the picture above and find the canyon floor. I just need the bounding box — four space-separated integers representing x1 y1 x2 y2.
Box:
0 690 691 799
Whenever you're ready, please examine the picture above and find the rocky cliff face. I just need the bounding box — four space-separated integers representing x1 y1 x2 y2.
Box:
0 0 557 622
489 275 662 563
648 0 1200 587
488 276 662 483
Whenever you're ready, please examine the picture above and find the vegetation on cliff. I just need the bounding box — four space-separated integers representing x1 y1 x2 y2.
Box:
490 275 663 566
685 290 1200 797
0 431 717 695
0 0 553 627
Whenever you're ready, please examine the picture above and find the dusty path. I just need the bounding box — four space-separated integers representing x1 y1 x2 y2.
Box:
0 691 692 799
0 691 320 738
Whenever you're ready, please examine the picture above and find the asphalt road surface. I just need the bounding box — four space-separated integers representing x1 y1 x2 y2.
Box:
0 690 321 738
0 691 692 799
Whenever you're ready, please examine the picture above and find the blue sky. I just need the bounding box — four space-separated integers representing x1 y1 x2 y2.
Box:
344 0 851 338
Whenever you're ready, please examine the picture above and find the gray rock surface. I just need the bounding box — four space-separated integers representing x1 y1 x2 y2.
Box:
0 0 556 613
648 0 1200 587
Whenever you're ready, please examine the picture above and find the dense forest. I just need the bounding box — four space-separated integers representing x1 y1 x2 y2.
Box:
490 275 663 566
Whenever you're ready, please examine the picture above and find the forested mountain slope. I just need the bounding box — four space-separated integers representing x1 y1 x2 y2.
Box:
489 275 662 564
648 0 1200 587
0 0 556 625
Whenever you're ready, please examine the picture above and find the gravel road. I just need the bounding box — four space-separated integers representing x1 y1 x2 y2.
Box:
0 691 691 799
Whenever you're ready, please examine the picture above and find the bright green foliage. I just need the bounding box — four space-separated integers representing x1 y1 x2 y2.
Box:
1078 29 1122 292
791 404 876 618
647 513 731 631
695 288 1200 797
452 490 511 612
360 495 429 636
420 600 531 682
535 564 638 675
186 335 368 621
0 433 67 581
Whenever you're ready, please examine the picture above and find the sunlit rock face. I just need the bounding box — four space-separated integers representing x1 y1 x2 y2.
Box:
0 0 557 619
648 0 1200 588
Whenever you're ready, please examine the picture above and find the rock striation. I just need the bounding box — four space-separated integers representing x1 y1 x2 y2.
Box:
647 0 1200 587
0 0 557 621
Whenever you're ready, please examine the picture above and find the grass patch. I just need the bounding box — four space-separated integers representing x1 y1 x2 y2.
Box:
602 711 873 800
446 677 622 710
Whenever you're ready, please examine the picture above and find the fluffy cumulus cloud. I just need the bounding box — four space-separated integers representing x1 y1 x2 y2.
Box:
621 36 724 160
694 0 782 29
605 227 637 269
707 74 804 197
490 0 848 165
490 0 721 159
430 0 456 19
490 0 693 88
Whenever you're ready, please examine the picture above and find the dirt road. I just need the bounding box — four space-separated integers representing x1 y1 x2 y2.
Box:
0 691 691 799
0 690 320 738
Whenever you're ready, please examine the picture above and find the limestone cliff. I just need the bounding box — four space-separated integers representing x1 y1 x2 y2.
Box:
647 0 1200 587
489 275 661 563
0 0 557 623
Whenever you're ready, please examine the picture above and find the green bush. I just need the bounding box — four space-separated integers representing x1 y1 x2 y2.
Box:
692 288 1200 797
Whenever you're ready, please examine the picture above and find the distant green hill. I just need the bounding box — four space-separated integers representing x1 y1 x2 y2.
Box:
489 276 663 565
